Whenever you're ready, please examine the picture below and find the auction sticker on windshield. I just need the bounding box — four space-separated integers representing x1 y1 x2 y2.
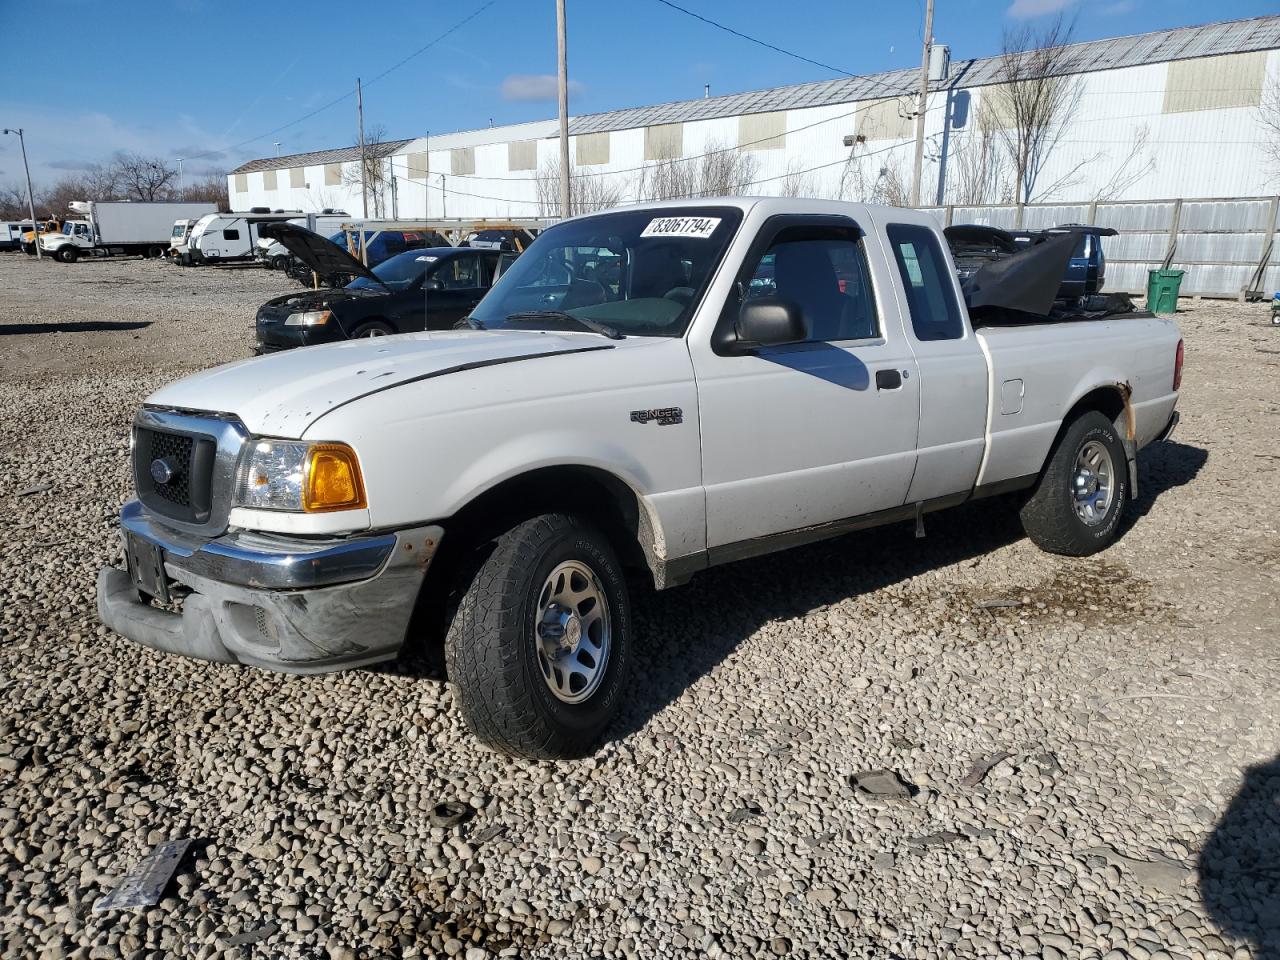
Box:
640 216 722 239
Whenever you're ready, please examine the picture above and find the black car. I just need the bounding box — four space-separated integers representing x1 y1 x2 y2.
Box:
254 223 514 353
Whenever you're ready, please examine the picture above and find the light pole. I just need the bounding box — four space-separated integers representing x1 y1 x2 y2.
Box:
176 157 184 195
556 0 570 218
273 142 281 157
2 127 41 259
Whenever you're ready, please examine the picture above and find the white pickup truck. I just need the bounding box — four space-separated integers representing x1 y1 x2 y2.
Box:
98 198 1182 759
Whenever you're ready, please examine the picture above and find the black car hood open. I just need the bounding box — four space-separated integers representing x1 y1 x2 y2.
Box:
258 222 385 288
959 230 1078 317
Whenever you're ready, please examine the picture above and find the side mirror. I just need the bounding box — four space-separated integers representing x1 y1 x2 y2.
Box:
733 297 807 350
424 278 444 292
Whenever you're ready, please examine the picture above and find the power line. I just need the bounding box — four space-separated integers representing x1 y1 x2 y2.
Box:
650 0 916 105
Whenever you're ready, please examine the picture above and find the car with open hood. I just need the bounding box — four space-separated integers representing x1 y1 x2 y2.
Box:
253 222 511 352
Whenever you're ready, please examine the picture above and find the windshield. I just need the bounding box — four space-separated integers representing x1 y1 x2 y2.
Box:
346 249 432 292
469 206 742 338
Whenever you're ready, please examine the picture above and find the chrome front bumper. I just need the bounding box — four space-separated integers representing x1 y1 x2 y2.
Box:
97 500 443 673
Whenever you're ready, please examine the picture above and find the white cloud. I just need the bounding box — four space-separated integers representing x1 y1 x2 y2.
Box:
0 101 262 184
1007 0 1075 18
500 74 584 102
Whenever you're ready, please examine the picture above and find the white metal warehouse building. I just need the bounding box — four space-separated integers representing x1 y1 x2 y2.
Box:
229 15 1280 223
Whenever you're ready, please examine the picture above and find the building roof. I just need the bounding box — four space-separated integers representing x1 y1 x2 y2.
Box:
231 138 415 175
566 14 1280 135
231 14 1279 168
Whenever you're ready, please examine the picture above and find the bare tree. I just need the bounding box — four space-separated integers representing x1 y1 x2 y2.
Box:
987 15 1083 203
182 171 231 212
636 140 759 201
112 152 179 201
1090 125 1156 203
343 124 393 217
949 108 1010 205
535 157 626 217
1259 82 1280 187
839 145 911 206
778 159 816 198
0 183 33 220
82 162 123 200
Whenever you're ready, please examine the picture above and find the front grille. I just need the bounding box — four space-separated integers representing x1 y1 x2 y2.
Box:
134 426 216 525
147 431 193 507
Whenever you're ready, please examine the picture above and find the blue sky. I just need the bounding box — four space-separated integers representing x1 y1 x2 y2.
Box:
1 0 1276 185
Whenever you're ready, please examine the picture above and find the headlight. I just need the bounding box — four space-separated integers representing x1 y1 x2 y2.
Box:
234 439 366 513
284 309 331 327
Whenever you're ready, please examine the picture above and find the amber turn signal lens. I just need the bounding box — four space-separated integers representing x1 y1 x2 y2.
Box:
303 444 367 513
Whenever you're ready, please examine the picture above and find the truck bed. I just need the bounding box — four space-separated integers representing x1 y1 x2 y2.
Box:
974 313 1181 489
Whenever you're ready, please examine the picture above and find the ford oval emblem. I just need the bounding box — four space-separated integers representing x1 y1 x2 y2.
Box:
150 458 175 485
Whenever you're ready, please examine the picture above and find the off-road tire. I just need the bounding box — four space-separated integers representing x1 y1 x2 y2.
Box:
443 513 632 759
57 246 78 263
350 320 394 338
1020 410 1129 556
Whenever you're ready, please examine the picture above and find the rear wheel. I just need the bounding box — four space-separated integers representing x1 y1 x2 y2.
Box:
147 246 164 259
270 255 288 271
350 320 394 338
1020 410 1128 556
443 513 632 759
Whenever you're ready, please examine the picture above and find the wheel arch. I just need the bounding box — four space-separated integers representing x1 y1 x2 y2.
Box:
407 463 664 663
439 463 656 578
1049 381 1138 499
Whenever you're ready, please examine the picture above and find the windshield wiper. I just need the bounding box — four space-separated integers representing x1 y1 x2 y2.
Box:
504 310 624 340
462 315 485 330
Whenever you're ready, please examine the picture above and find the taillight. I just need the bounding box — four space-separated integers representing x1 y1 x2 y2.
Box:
1173 339 1184 391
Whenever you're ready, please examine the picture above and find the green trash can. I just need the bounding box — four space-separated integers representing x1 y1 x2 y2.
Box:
1146 269 1185 314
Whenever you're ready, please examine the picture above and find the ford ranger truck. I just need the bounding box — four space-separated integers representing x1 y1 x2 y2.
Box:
98 199 1183 759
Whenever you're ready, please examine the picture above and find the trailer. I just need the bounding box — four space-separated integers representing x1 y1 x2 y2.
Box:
0 221 36 251
40 201 218 262
176 209 303 265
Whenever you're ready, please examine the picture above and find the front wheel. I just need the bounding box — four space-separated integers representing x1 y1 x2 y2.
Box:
1020 410 1129 556
56 246 78 263
349 320 393 338
443 513 632 759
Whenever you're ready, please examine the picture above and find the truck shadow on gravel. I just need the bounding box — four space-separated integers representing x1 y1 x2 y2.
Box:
609 437 1209 743
391 439 1208 742
1121 440 1208 533
0 320 152 335
1200 754 1280 959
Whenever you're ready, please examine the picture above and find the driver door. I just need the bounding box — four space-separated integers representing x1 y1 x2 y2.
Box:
690 215 921 551
424 253 486 329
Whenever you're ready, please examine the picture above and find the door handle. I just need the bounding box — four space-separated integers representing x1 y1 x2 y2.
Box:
875 368 903 390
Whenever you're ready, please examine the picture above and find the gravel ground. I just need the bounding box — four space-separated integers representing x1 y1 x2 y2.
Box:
1 253 1277 960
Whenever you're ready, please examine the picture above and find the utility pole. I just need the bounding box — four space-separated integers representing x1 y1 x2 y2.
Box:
175 157 184 195
556 0 571 218
3 128 40 259
356 77 369 226
910 0 934 209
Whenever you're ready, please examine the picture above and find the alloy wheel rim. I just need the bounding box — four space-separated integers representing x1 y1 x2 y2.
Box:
534 560 610 704
1072 439 1115 525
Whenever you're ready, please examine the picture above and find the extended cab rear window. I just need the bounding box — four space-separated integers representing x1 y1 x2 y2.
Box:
886 223 965 341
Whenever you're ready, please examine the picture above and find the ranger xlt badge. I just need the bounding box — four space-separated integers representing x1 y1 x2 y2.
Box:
630 407 683 426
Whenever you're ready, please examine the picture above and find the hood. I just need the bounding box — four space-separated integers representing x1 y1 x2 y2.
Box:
257 222 384 287
147 330 618 438
960 230 1078 316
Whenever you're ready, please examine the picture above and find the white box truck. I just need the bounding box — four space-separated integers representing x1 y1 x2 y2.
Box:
41 201 218 262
